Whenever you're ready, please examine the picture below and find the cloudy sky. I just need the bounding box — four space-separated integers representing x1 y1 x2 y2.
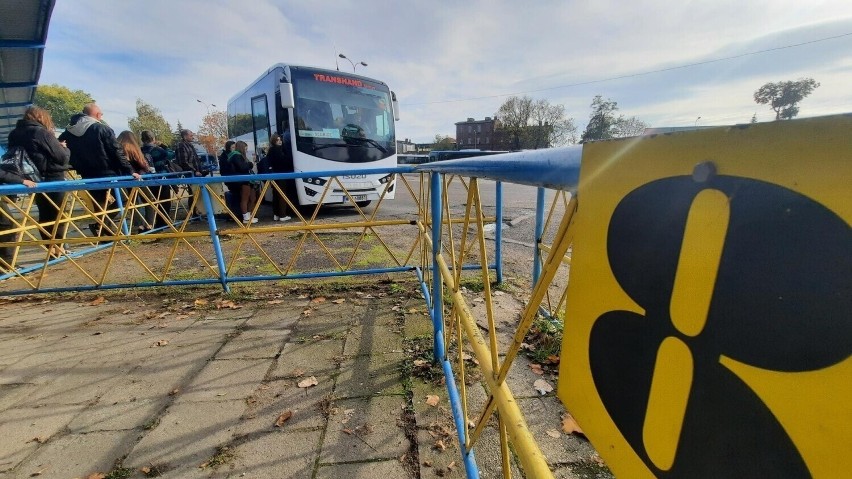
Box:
40 0 852 143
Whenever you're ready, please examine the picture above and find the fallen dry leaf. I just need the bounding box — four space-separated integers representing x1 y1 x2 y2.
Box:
545 429 561 438
297 294 309 299
341 408 356 424
332 298 345 304
217 300 240 309
140 467 151 474
425 395 440 407
267 299 284 305
529 363 544 375
310 296 326 304
413 359 428 367
274 410 293 427
561 413 584 436
302 309 313 317
30 471 43 477
298 376 319 388
423 460 433 467
533 379 553 395
153 339 169 347
547 354 560 364
89 296 106 306
194 298 208 306
28 436 48 444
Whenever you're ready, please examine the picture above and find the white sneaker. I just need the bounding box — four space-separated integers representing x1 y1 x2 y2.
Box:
242 214 259 224
279 216 292 222
273 215 280 221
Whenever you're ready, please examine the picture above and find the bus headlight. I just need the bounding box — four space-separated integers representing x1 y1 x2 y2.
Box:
304 177 328 186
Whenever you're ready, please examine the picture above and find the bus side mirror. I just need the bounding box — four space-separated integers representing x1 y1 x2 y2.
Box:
391 91 400 122
280 83 295 109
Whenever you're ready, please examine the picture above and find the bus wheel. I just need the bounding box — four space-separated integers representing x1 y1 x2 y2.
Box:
355 200 371 208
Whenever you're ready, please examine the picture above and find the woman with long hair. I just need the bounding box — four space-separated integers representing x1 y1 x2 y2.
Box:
6 106 71 257
228 141 258 224
266 133 293 221
117 131 156 232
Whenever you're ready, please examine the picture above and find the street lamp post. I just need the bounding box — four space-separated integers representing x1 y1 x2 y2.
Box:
197 99 217 116
694 116 701 127
338 53 367 73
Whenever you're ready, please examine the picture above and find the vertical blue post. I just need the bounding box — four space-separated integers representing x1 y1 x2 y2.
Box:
532 186 545 285
201 186 230 293
494 180 503 283
430 172 445 361
113 186 130 236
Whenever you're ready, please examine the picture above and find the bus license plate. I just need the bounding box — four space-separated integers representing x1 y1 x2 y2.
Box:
344 195 368 203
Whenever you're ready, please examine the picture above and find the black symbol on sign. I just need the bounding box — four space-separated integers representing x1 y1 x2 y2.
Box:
590 175 851 478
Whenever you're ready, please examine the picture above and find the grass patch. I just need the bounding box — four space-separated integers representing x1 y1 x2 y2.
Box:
523 314 563 367
200 445 236 469
104 467 134 479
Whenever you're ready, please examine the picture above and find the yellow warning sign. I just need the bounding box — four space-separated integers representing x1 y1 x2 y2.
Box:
557 114 852 478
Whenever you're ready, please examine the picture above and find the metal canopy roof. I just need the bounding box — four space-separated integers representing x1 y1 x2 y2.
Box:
0 0 56 147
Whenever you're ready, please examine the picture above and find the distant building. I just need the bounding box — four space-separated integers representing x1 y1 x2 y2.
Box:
455 117 497 150
454 117 555 150
397 138 417 153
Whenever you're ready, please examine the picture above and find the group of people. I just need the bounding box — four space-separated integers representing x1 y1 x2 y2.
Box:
1 100 303 270
1 102 209 268
217 133 297 224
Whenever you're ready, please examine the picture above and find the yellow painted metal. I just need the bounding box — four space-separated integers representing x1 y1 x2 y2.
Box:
425 234 554 479
558 114 852 478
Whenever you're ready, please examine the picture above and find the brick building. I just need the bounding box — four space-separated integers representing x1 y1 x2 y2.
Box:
455 117 498 150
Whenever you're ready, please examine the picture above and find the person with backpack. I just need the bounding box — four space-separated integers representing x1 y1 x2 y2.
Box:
141 131 174 230
6 106 71 257
59 103 141 239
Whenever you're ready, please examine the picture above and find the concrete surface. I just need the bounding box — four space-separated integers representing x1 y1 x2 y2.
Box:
0 284 608 478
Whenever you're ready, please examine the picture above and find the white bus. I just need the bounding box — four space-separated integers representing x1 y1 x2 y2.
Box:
227 64 399 207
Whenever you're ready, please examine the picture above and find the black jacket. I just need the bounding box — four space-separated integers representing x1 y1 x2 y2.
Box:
175 140 201 175
266 144 294 174
7 119 70 181
58 114 132 179
228 151 253 175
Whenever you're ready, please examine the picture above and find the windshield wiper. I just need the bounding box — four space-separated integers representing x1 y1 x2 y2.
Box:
311 142 349 151
345 136 388 153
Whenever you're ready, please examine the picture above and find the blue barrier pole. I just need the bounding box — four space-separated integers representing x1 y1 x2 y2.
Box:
532 187 545 285
495 181 503 283
200 186 230 293
430 172 445 362
430 172 480 478
112 186 130 237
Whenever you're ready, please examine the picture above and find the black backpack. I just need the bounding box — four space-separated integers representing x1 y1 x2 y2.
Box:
0 146 41 182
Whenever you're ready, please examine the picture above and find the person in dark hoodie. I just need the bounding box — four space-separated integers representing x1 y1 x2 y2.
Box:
6 106 71 257
59 103 140 237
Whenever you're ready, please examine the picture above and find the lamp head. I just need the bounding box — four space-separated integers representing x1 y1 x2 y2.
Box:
338 53 347 59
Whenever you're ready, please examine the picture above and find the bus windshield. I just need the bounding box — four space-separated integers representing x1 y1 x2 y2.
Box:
291 68 395 163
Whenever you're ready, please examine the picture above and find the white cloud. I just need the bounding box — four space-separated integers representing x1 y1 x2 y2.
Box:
39 1 852 143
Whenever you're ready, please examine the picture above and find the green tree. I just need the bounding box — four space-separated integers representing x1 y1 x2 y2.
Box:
432 134 455 150
580 95 648 142
33 84 93 127
127 99 173 145
753 78 820 120
494 95 577 149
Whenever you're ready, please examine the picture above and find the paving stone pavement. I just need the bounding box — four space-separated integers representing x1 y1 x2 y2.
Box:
0 285 609 478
